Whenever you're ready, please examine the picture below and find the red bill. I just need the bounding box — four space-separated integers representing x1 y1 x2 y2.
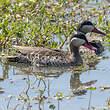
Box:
83 42 97 50
92 28 106 36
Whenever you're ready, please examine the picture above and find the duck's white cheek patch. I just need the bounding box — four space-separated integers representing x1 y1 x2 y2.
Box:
82 25 94 33
71 38 85 47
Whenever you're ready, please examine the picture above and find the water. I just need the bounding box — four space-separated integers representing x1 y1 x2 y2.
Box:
0 48 110 110
0 0 110 110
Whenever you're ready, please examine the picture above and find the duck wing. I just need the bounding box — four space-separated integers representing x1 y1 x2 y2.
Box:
7 46 71 66
13 45 63 54
13 45 40 54
26 48 71 66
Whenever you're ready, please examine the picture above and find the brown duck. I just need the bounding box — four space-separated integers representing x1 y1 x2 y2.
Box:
6 33 97 66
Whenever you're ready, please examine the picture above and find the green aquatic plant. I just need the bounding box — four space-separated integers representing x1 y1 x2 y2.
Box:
0 0 108 51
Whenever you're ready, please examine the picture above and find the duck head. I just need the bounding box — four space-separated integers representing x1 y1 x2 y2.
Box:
70 33 97 52
77 20 106 35
69 33 97 65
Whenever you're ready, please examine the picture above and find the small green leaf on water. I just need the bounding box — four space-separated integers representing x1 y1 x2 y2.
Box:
52 41 57 48
88 87 96 91
18 95 24 100
24 98 28 102
41 101 44 106
49 104 55 110
39 90 44 94
16 32 22 38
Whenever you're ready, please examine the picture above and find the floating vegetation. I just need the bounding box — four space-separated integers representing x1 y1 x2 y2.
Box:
0 0 109 51
0 0 110 110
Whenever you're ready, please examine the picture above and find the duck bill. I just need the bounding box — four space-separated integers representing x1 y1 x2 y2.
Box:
83 42 97 50
92 28 106 36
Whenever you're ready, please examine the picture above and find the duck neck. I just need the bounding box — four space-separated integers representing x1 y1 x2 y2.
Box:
71 46 80 58
70 44 82 65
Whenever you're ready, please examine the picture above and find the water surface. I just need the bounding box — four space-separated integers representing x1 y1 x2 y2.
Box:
0 48 110 110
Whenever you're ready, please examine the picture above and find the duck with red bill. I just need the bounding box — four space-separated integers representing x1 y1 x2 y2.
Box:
77 20 106 36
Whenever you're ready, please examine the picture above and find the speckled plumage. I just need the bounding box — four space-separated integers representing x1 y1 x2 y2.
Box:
7 46 80 66
7 33 90 66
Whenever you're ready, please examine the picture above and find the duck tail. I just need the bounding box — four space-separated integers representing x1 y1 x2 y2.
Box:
6 56 19 62
5 55 31 64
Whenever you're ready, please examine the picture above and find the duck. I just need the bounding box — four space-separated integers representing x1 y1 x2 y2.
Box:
77 20 106 35
6 33 97 66
76 20 105 55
